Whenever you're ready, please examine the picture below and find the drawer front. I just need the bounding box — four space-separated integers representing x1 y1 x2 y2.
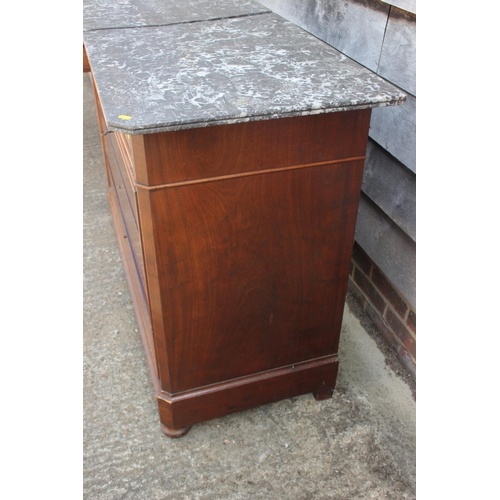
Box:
115 132 135 178
107 133 139 228
105 133 146 290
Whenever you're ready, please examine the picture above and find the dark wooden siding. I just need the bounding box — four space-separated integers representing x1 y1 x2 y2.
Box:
370 93 416 173
378 7 416 95
260 0 416 309
363 140 415 242
256 0 390 71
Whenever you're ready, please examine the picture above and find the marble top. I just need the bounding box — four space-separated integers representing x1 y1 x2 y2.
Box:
83 0 270 31
84 13 406 134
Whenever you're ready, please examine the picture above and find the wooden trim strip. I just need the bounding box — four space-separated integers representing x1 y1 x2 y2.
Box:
135 156 366 191
157 353 339 431
159 354 339 400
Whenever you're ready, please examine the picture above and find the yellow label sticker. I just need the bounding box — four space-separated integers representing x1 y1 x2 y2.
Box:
118 115 132 120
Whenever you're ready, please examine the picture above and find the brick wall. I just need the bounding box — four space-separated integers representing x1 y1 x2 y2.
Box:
349 242 416 378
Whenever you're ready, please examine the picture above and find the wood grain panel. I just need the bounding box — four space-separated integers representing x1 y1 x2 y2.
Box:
134 110 371 186
136 188 173 392
145 159 365 392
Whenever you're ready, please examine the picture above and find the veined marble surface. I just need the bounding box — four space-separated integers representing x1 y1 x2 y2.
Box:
83 0 270 31
84 13 406 134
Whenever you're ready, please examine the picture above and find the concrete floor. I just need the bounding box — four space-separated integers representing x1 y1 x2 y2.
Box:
83 73 416 500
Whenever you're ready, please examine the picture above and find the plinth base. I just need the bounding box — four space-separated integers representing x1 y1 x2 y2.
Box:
156 355 338 436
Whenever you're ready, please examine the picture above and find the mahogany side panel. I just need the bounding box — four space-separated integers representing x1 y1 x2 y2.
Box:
100 107 373 435
142 159 365 393
135 110 371 186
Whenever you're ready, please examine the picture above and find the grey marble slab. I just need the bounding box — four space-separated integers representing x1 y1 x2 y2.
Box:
84 13 406 134
83 0 270 31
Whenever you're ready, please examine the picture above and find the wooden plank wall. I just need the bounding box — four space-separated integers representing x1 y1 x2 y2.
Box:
260 0 416 309
258 0 389 72
370 93 416 173
356 196 416 307
381 0 416 15
363 140 415 241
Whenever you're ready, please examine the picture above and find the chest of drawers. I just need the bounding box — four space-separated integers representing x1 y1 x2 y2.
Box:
84 7 404 437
